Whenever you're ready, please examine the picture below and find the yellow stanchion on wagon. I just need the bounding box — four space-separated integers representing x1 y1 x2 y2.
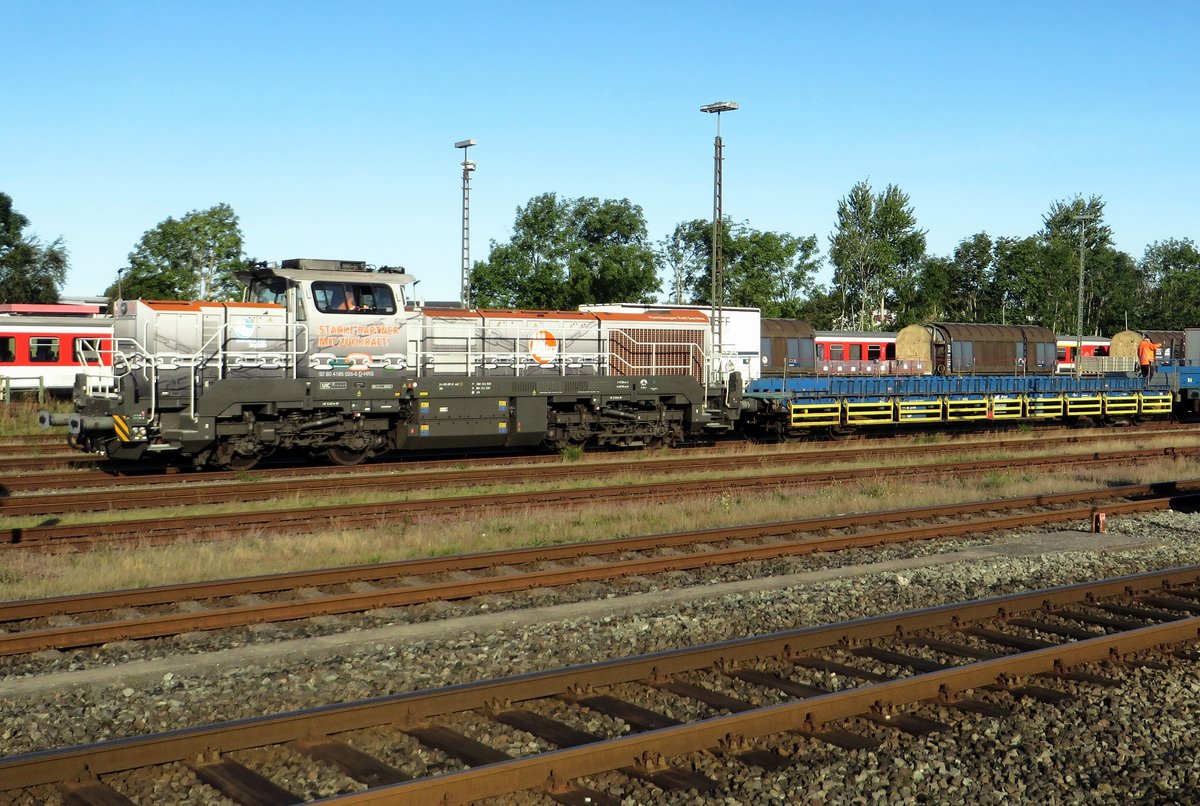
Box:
844 399 895 426
990 394 1023 419
1139 391 1173 415
1064 393 1103 417
789 401 842 428
945 395 989 420
895 398 941 422
1025 394 1064 418
1102 392 1139 416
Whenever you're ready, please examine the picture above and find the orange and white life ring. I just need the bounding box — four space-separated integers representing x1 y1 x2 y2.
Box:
529 330 558 364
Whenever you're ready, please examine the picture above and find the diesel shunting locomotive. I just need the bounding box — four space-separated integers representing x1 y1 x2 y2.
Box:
53 259 744 469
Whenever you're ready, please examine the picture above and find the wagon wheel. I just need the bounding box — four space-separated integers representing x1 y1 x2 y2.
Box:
827 425 857 441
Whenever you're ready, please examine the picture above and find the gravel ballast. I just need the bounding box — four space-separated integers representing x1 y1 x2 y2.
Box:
2 511 1199 804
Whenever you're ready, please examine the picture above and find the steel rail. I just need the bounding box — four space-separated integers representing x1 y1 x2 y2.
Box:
2 422 1195 487
7 478 1185 619
2 566 1198 796
329 617 1200 805
1 484 1197 656
5 444 1200 553
7 426 1199 497
0 430 1168 505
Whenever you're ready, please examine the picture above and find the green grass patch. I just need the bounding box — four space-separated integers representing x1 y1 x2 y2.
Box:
0 398 70 437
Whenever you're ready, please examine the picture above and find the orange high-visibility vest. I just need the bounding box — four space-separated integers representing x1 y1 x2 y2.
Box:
1138 339 1161 365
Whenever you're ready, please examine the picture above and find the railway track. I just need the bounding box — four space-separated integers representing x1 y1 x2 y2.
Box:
2 480 1197 657
2 426 1194 499
4 566 1197 804
3 439 1199 552
8 436 1200 518
0 419 1193 475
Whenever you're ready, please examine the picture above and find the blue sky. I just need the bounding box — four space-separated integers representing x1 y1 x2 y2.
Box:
6 1 1198 302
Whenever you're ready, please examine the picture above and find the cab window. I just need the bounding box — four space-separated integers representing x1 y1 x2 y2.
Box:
313 282 396 314
250 276 288 305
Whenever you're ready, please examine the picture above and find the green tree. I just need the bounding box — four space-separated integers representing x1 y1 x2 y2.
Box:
947 233 994 321
989 235 1045 325
911 255 954 323
0 193 68 304
912 233 999 324
1038 196 1109 334
660 218 821 318
471 193 660 309
655 220 709 305
108 203 250 300
790 284 843 329
828 181 926 329
1142 238 1200 329
1027 196 1137 335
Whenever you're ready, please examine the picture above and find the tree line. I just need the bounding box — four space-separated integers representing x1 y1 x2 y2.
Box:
3 187 1199 335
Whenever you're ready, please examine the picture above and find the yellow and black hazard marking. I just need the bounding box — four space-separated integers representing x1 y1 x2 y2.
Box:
112 414 132 442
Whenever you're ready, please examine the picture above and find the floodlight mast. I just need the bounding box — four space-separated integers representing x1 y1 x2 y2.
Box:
1074 213 1094 377
455 139 477 308
701 101 738 382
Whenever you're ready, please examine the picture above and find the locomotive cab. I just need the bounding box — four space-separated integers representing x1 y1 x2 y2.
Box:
242 259 419 380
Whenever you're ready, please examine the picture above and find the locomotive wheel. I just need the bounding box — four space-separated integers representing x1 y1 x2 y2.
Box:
224 451 262 471
326 445 371 466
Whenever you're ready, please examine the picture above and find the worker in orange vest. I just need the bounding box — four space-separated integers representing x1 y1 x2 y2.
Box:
1138 335 1162 382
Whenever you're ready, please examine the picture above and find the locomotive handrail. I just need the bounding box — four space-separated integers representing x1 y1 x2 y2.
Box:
184 321 308 421
408 320 710 384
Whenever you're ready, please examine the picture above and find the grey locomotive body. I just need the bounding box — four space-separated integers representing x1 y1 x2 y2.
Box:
66 260 742 469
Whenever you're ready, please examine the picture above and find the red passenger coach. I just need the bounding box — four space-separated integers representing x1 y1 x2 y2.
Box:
814 331 900 374
814 331 897 363
1055 336 1111 374
0 304 113 393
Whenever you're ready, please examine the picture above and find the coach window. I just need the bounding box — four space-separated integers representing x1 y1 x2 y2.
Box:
828 344 845 361
30 337 59 362
0 337 14 363
867 344 881 361
849 344 862 360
